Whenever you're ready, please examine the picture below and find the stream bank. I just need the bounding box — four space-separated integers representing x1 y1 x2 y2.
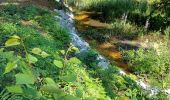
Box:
55 2 170 96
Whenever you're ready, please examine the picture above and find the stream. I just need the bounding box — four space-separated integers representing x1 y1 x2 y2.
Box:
54 5 170 95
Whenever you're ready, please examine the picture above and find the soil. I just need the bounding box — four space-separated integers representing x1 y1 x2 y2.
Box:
0 0 57 9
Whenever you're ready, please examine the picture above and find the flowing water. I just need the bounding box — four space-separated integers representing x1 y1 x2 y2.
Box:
54 7 170 95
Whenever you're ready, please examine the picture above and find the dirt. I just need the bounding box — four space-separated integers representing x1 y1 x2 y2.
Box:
0 0 57 9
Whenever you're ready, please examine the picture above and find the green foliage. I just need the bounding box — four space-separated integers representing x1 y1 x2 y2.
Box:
20 5 39 20
123 40 170 89
164 26 170 36
0 22 17 34
71 0 169 31
1 2 168 100
2 4 18 16
82 20 144 41
0 4 110 100
36 14 70 47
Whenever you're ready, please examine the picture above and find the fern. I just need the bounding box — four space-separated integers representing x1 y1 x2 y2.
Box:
0 89 22 100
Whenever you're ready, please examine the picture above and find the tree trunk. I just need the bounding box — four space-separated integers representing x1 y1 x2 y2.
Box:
121 12 126 20
121 12 128 25
145 17 150 32
124 12 128 24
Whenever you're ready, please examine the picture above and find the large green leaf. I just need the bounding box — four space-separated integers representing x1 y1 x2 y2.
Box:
23 85 38 98
41 51 50 58
4 61 17 74
60 73 77 82
53 60 63 68
44 77 55 84
71 47 80 52
6 85 23 93
31 48 49 58
59 50 65 55
28 54 38 64
64 95 81 100
5 35 20 47
15 73 35 84
69 57 81 64
31 48 42 55
40 84 63 93
84 97 95 100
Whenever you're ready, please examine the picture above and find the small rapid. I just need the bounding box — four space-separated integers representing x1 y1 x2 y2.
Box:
54 7 170 96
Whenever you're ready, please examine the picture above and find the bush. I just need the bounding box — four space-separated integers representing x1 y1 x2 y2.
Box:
123 40 170 88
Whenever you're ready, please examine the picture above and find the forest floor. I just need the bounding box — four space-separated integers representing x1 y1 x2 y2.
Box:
0 0 56 9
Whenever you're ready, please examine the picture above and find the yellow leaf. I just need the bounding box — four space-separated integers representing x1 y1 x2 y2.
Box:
31 48 42 55
41 51 50 58
5 38 20 47
4 62 17 74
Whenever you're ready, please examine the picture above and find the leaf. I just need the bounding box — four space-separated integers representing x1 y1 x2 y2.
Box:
60 50 65 55
11 35 20 39
28 54 38 64
15 73 35 84
31 48 42 55
64 95 81 100
44 77 55 84
23 85 37 98
71 47 79 52
0 48 4 52
69 57 81 64
41 84 63 93
31 48 49 58
5 35 20 47
84 97 95 100
53 60 63 68
60 73 77 82
6 85 23 93
4 62 17 74
76 89 83 98
41 51 50 58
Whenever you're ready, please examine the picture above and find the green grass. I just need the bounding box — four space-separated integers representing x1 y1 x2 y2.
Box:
81 20 145 42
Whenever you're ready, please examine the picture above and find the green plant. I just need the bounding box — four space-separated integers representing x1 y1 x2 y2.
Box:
0 22 17 34
123 41 170 89
36 14 70 46
19 5 39 20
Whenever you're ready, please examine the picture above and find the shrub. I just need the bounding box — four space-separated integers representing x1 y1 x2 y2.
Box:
123 40 170 88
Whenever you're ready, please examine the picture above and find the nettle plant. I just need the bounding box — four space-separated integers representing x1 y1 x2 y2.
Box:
0 35 107 99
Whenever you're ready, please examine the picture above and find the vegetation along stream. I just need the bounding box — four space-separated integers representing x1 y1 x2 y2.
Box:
0 0 170 99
